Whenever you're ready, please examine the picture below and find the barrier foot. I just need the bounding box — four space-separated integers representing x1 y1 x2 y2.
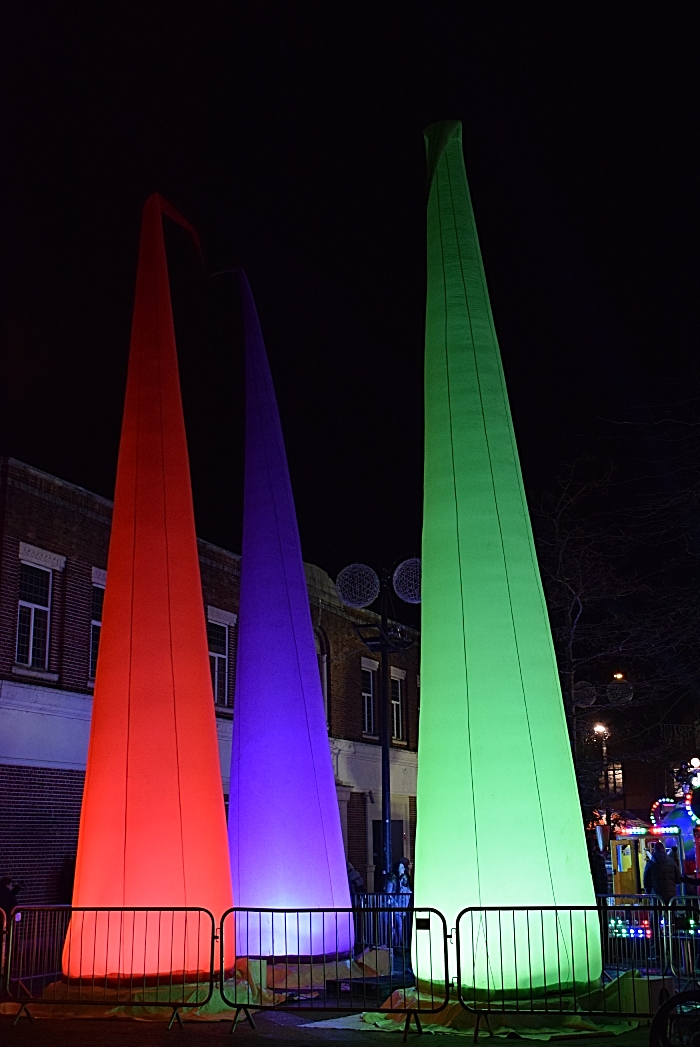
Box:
473 1009 492 1041
230 1007 257 1034
403 1010 422 1041
12 1003 34 1026
168 1007 185 1030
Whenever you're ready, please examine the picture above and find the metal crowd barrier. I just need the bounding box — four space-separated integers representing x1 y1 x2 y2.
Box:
219 906 448 1035
354 893 413 949
455 904 678 1026
5 898 699 1031
3 906 215 1027
667 897 700 989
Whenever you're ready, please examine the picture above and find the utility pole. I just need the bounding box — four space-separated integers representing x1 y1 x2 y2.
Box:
379 570 392 894
354 570 413 890
335 559 420 892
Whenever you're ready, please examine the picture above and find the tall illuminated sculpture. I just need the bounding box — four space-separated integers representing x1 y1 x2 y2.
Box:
228 273 351 956
65 195 233 980
413 122 599 991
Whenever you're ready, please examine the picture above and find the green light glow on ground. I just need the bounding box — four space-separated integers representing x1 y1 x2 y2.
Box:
413 121 600 991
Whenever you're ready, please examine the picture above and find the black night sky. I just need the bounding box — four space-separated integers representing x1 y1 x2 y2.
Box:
1 4 697 584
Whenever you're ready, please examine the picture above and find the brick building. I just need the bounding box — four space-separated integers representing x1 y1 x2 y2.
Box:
0 457 419 903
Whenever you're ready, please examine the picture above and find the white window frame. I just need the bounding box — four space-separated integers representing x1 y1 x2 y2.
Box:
90 583 105 679
391 667 406 743
16 562 53 670
15 544 65 672
207 606 237 708
362 657 378 737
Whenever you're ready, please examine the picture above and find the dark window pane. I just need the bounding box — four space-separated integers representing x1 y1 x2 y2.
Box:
362 669 373 695
92 585 105 623
207 621 227 655
19 564 51 607
209 654 216 695
90 623 101 677
391 678 403 740
216 656 227 703
16 605 31 664
31 608 48 668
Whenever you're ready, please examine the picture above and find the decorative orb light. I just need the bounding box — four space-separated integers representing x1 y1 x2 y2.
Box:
606 678 633 704
392 558 421 604
691 758 700 769
572 680 596 708
593 723 608 735
336 563 380 609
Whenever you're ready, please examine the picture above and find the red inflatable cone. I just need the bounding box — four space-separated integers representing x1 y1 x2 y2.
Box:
65 194 233 980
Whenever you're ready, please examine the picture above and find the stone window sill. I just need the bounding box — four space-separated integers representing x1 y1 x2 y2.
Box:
12 665 59 683
362 734 380 742
392 739 408 747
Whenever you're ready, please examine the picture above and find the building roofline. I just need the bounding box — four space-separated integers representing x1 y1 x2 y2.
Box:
0 458 418 635
1 457 115 509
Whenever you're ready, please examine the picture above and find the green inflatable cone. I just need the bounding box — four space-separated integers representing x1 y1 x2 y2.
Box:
413 121 600 994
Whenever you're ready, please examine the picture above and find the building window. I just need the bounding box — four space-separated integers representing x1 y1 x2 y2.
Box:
391 676 404 741
208 620 229 705
362 667 376 736
90 585 105 678
601 762 624 796
16 563 52 669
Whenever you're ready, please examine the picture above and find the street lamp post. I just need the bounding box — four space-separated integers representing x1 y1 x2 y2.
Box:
594 723 609 764
594 723 610 827
335 560 420 891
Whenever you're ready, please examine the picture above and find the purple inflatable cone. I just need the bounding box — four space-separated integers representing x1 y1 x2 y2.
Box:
228 273 351 957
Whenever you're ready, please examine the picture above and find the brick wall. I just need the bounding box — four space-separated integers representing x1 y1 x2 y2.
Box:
0 764 84 905
0 457 420 904
0 460 243 702
0 458 111 692
314 599 420 752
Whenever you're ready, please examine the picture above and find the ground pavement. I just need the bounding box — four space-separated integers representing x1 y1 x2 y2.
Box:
0 1012 652 1045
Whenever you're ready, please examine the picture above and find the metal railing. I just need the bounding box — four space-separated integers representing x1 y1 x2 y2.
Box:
3 906 215 1026
354 893 413 949
4 898 700 1030
219 905 448 1032
667 897 700 989
455 904 677 1022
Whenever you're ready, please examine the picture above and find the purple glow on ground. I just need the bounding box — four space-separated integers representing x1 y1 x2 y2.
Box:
228 273 351 957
